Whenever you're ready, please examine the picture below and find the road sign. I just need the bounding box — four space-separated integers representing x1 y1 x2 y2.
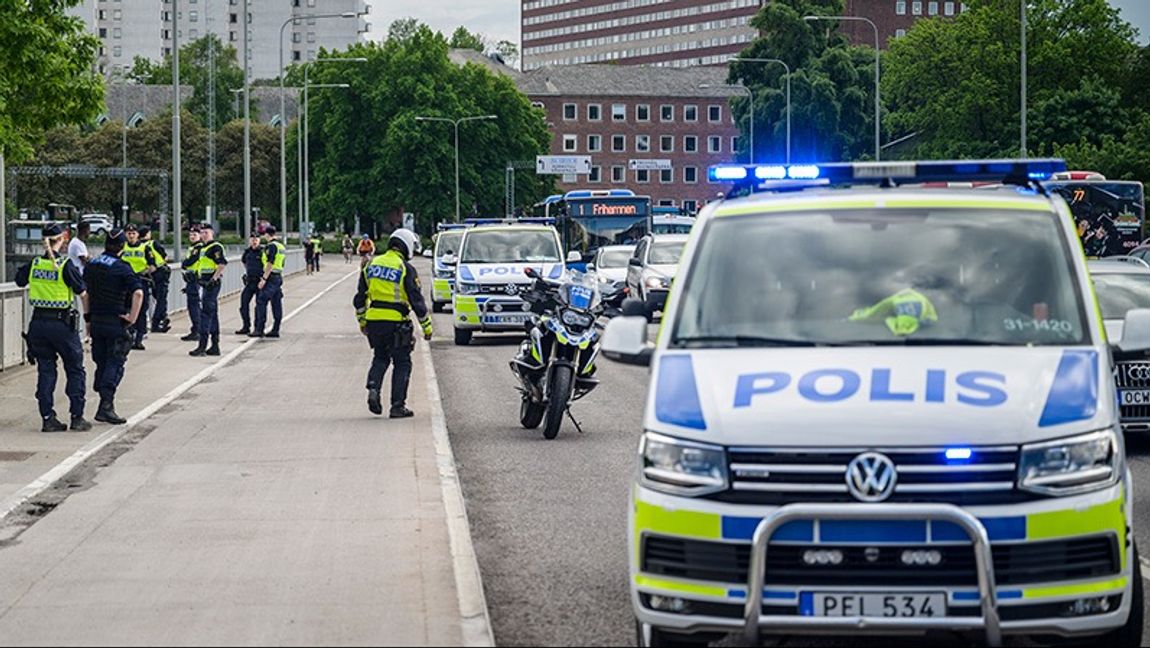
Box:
537 156 592 175
629 159 673 171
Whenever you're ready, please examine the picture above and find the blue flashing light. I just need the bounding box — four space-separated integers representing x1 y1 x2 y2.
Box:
710 166 749 182
944 448 973 461
787 165 821 180
755 166 787 180
708 159 1068 189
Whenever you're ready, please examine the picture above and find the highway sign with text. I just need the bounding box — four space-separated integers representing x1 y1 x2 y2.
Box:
537 156 592 175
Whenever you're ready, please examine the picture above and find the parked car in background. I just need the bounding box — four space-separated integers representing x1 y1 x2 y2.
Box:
80 213 113 235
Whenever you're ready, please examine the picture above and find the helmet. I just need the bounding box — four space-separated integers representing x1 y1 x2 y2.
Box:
389 228 420 260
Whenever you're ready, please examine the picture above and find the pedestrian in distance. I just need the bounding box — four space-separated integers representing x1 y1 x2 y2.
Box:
68 221 91 270
342 234 353 264
180 224 204 342
304 236 316 275
121 224 157 350
236 231 263 335
353 229 433 419
357 233 375 268
189 223 227 357
251 226 286 339
311 234 323 271
83 228 144 426
141 225 172 334
15 223 92 432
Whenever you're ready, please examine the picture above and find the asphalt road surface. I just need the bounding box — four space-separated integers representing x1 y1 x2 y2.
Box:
426 276 1150 646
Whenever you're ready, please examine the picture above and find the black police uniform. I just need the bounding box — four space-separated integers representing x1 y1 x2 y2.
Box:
148 236 171 332
15 249 88 430
254 240 284 337
84 246 144 423
237 241 264 334
193 235 228 355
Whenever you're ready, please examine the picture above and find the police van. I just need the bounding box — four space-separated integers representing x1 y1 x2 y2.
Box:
601 160 1143 646
431 223 469 313
451 220 570 345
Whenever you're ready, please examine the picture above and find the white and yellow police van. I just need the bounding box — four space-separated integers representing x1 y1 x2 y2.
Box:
431 224 469 313
602 160 1143 647
451 220 568 346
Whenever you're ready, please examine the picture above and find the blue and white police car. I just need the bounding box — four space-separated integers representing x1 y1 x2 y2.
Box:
602 160 1143 647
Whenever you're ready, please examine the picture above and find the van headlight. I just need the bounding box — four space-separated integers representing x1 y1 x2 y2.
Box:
457 282 480 295
1018 430 1121 496
645 275 669 290
640 432 728 497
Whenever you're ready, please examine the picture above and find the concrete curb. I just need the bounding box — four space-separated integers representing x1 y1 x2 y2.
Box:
419 341 496 647
0 270 359 524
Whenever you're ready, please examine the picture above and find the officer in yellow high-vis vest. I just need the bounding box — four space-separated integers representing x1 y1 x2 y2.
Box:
352 229 433 418
190 223 228 357
140 225 171 334
14 223 91 432
252 225 285 338
122 224 157 350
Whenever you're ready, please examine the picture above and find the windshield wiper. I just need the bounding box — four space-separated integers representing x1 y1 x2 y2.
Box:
672 335 822 348
840 338 1005 347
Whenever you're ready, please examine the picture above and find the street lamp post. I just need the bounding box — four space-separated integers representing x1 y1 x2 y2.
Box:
278 12 360 242
1021 0 1027 156
732 57 791 164
414 115 498 223
172 0 182 257
805 15 881 161
302 82 351 239
700 84 755 164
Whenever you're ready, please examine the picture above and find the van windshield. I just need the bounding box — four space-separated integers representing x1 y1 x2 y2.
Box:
436 231 463 257
461 230 561 264
672 208 1089 347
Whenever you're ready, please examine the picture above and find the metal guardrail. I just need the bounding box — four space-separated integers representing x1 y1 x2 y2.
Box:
0 248 306 371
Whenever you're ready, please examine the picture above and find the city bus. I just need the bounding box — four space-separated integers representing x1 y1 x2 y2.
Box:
1046 173 1146 257
532 189 652 268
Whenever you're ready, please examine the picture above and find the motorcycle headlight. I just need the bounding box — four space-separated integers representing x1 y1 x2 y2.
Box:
640 432 728 497
1018 430 1121 496
645 275 669 290
457 282 480 295
561 309 594 329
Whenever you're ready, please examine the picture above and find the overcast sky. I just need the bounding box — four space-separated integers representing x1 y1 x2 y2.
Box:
376 1 1149 47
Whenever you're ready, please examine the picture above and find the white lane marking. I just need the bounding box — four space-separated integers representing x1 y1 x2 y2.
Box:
419 340 495 648
0 270 358 524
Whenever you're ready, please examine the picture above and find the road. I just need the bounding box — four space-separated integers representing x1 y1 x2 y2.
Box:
428 286 1150 647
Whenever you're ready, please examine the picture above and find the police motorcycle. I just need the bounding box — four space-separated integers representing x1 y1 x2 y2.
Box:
509 267 603 440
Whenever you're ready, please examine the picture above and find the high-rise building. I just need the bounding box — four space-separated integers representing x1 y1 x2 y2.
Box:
69 0 369 80
521 0 963 71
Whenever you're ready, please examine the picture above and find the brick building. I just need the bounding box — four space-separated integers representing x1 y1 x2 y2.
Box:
521 0 967 71
516 64 743 212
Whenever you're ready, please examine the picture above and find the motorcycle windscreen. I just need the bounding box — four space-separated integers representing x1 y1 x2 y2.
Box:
568 285 594 310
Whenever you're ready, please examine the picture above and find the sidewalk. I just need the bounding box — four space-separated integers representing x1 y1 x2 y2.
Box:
0 262 478 646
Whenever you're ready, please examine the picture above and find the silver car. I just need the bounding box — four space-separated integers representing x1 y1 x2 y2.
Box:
1090 258 1150 432
625 234 688 319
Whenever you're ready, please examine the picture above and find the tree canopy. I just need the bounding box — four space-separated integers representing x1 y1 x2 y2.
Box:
129 34 247 130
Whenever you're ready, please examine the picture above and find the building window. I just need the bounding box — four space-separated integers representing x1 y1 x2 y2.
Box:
230 12 237 23
636 169 650 184
98 9 106 19
912 1 922 14
660 105 674 122
708 105 722 123
944 1 955 15
563 135 578 152
636 135 650 153
928 1 938 15
683 200 698 213
684 136 698 153
896 0 907 15
612 104 626 122
189 28 198 38
113 27 121 38
684 105 698 122
230 31 238 41
307 32 316 43
587 104 602 121
292 50 301 61
113 9 121 19
612 135 626 153
660 168 674 184
189 10 197 21
587 134 602 152
636 104 650 122
589 166 602 183
708 135 722 153
563 103 576 120
896 28 907 37
113 46 122 57
307 0 315 6
684 167 698 184
98 27 107 37
611 166 625 183
731 136 740 154
660 135 674 153
292 33 301 43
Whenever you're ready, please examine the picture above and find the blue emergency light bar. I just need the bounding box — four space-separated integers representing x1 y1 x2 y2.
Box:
707 159 1068 186
436 223 472 232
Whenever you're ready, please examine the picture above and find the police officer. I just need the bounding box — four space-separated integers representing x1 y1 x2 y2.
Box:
353 229 433 418
252 226 285 338
236 231 263 335
82 228 144 425
141 226 172 333
190 223 227 357
121 224 157 350
180 224 204 342
15 223 91 432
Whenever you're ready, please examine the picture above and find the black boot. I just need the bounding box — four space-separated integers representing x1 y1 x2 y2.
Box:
189 342 208 357
180 331 199 342
367 389 383 416
94 401 126 425
265 330 280 339
235 326 250 335
41 416 68 433
70 417 93 432
206 337 220 356
389 406 414 419
247 331 265 338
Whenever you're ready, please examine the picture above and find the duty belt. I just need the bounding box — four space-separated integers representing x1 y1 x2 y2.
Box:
370 300 410 316
31 308 74 322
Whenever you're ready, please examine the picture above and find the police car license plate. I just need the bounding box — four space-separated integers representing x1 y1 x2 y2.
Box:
1121 389 1150 406
483 314 530 325
810 593 945 618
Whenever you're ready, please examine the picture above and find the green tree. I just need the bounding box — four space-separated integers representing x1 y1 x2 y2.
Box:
0 0 104 161
387 18 423 43
494 40 520 67
449 27 487 52
730 0 877 163
214 119 280 220
128 35 246 129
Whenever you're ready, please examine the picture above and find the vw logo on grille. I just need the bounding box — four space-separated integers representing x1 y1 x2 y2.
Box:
504 283 520 296
846 452 898 502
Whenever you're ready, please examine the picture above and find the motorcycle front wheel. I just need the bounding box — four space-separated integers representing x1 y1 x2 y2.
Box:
543 365 573 440
520 395 545 429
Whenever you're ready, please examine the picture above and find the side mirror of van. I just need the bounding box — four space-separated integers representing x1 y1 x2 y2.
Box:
567 250 583 264
1116 309 1150 353
421 249 433 258
602 316 653 366
442 254 458 266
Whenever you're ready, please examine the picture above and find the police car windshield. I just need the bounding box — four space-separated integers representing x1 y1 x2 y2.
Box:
1092 272 1150 319
598 248 633 268
436 232 463 257
461 230 561 264
673 208 1089 347
649 241 685 265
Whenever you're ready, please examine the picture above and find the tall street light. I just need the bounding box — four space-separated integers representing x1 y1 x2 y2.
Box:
172 0 182 257
278 12 360 241
302 82 350 239
732 57 791 164
242 0 251 239
414 114 498 223
700 84 755 164
805 15 881 161
1021 0 1027 156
